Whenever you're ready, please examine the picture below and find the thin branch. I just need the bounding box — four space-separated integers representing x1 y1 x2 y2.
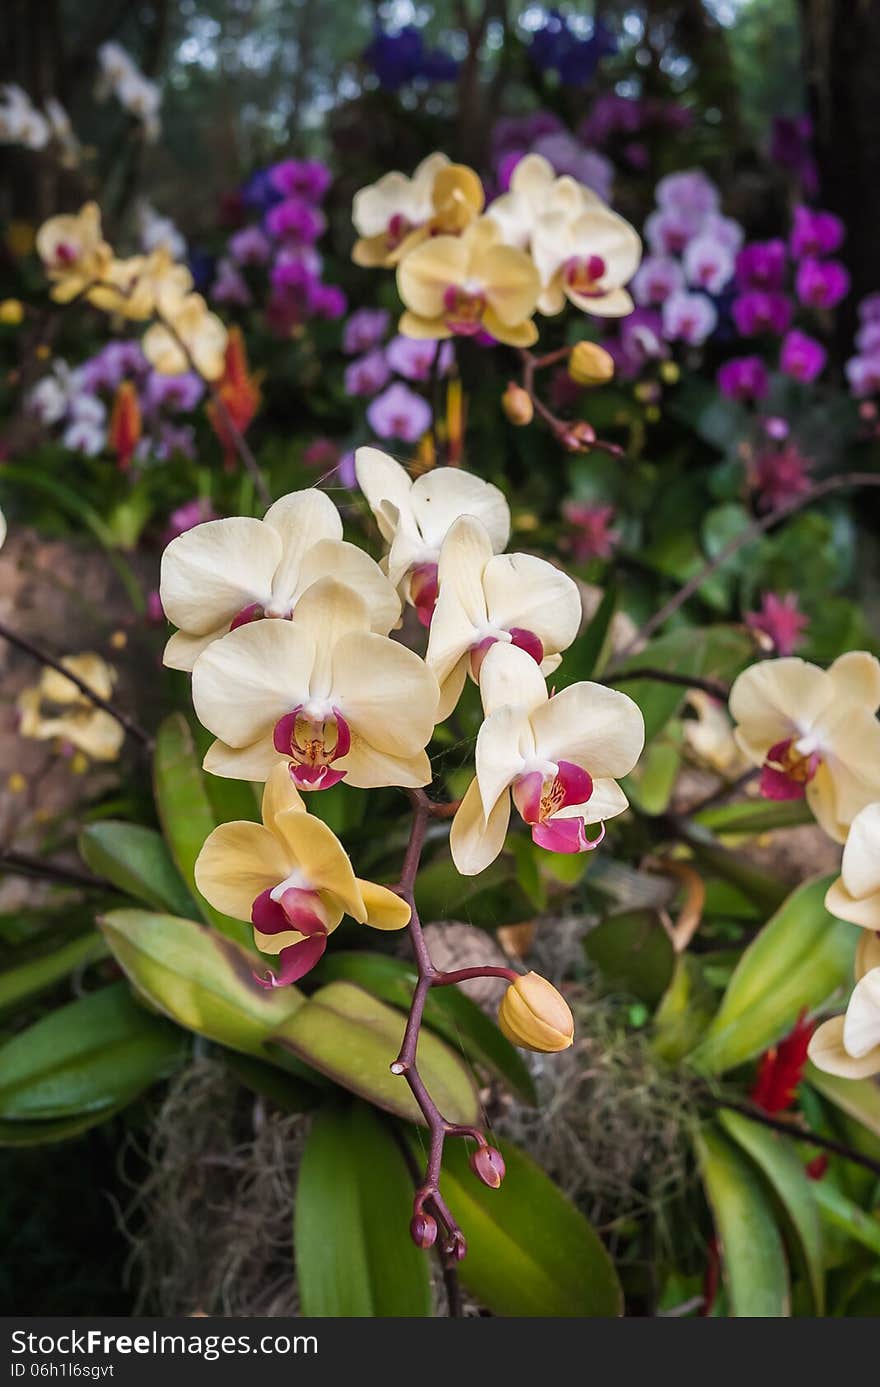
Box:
517 347 624 459
1 849 109 891
608 668 730 701
0 617 153 749
619 472 880 656
706 1095 880 1179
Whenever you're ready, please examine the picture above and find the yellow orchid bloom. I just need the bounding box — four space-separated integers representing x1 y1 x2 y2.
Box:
396 217 540 348
88 245 193 320
35 202 113 303
729 652 880 842
195 763 410 986
531 196 642 318
352 153 484 268
142 292 228 380
160 488 400 671
825 802 880 930
17 653 123 762
808 932 880 1079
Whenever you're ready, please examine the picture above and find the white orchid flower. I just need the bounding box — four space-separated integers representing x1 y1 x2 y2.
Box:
355 447 510 625
450 643 644 875
531 198 642 318
486 153 598 251
160 488 400 671
729 652 880 842
191 577 439 788
426 515 582 720
808 932 880 1079
825 802 880 930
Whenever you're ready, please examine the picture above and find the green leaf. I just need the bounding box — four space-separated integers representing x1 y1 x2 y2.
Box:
694 1124 789 1316
688 876 857 1074
614 625 752 744
295 1102 432 1316
556 583 617 685
79 821 196 916
719 1109 825 1314
436 1136 622 1317
0 932 109 1019
695 798 815 836
804 1063 880 1142
686 834 789 914
811 1179 880 1258
269 980 479 1126
0 1102 134 1147
621 734 681 815
311 951 536 1106
153 713 250 944
414 854 536 928
0 983 184 1123
99 909 306 1058
652 954 716 1063
584 908 675 1006
223 1054 320 1112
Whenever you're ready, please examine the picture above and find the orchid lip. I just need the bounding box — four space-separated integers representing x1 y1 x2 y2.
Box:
273 704 351 790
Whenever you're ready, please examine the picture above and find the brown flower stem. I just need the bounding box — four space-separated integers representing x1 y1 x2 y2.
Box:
392 789 510 1260
686 767 759 817
705 1095 880 1179
0 617 153 749
607 668 730 701
517 347 624 458
619 471 880 656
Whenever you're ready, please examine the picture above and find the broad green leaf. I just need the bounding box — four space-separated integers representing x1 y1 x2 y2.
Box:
296 1102 431 1316
223 1054 320 1111
688 876 857 1075
153 713 249 944
270 980 479 1126
719 1109 824 1314
652 954 716 1063
695 797 814 836
436 1136 622 1317
414 854 535 928
0 983 184 1122
805 1064 880 1142
584 908 675 1006
555 583 618 685
811 1179 880 1258
0 1102 134 1147
686 835 788 914
694 1124 789 1317
312 951 537 1106
79 821 195 916
99 909 305 1058
0 932 109 1019
621 734 681 815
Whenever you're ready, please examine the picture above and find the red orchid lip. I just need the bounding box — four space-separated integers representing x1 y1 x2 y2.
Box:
273 705 350 790
759 736 820 801
512 761 601 855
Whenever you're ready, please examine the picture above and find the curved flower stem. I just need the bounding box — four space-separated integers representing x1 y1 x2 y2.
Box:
392 788 511 1260
517 347 625 458
0 616 153 749
607 668 730 701
618 471 880 657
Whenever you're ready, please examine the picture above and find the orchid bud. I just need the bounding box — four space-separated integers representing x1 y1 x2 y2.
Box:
559 420 596 453
498 972 574 1053
659 360 680 385
568 341 614 387
502 381 534 426
470 1144 506 1189
108 380 142 471
0 298 24 325
410 1211 438 1248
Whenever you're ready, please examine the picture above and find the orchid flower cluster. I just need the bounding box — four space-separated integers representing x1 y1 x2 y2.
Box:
726 652 880 1081
96 42 162 142
351 151 641 348
0 85 80 165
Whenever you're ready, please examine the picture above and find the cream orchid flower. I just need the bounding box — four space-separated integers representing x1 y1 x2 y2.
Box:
486 153 597 252
397 217 541 348
195 764 410 987
17 653 123 762
450 643 644 875
808 932 880 1079
191 577 438 788
89 246 192 320
36 203 113 303
531 197 641 318
729 652 880 843
683 690 750 776
427 515 582 721
142 292 227 380
355 447 510 624
352 153 483 268
825 802 880 930
161 489 400 671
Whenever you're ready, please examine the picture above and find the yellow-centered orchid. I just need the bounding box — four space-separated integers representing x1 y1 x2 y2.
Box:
195 763 410 987
17 653 123 762
426 514 582 720
191 577 439 787
486 153 595 252
825 801 880 930
808 932 880 1079
355 447 510 625
160 488 400 671
36 202 113 303
352 153 484 268
142 292 228 380
729 652 880 842
450 642 644 875
531 197 641 318
396 217 541 348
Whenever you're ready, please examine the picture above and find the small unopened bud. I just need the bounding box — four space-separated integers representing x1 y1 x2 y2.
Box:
659 360 680 386
498 972 574 1053
410 1211 438 1248
470 1144 506 1189
568 341 614 386
559 420 596 453
0 299 24 326
502 381 534 426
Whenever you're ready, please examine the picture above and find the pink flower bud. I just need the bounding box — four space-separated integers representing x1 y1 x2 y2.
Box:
470 1144 506 1189
410 1212 438 1249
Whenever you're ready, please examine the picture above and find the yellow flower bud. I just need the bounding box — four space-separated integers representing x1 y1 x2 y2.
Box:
0 299 24 326
502 381 534 426
497 972 574 1052
568 341 614 387
659 361 680 385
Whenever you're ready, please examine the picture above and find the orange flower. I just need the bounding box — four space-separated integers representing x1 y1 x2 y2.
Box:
108 380 141 470
207 327 261 469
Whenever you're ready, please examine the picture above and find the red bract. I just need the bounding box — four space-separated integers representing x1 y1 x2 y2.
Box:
207 325 261 469
750 1011 815 1113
